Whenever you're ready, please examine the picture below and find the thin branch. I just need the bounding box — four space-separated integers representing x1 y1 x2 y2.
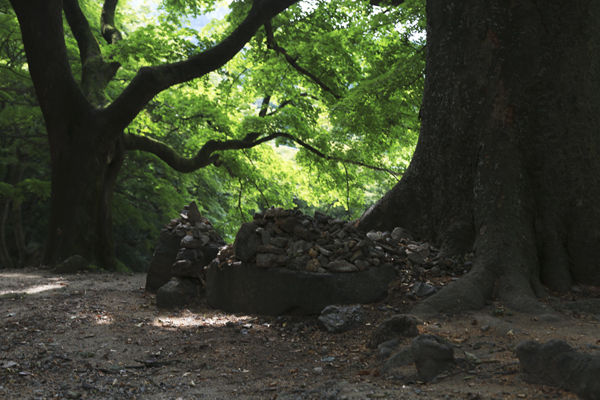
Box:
62 0 101 66
343 163 351 215
264 21 341 100
258 95 271 117
265 93 320 116
103 0 299 134
270 132 401 179
237 178 244 221
241 149 270 207
123 130 400 179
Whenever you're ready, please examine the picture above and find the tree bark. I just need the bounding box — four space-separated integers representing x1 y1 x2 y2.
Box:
42 117 124 269
359 0 600 313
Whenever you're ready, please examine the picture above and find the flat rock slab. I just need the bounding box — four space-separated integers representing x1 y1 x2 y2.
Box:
206 263 396 315
156 277 202 310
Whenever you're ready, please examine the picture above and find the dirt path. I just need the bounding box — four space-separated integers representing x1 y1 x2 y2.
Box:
1 268 598 399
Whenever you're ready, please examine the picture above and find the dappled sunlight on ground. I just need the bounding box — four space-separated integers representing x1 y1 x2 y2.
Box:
92 312 114 325
0 272 45 280
0 272 68 296
0 282 65 296
152 311 254 328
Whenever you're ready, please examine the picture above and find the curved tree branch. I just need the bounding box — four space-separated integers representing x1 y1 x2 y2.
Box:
265 93 320 116
124 131 400 178
264 21 341 100
103 0 299 134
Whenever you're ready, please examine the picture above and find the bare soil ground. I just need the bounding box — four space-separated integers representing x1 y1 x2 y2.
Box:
1 267 598 400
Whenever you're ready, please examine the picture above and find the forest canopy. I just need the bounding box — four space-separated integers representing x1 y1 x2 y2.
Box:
0 0 425 270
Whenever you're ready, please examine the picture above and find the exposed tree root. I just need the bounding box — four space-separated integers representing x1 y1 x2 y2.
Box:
412 268 494 315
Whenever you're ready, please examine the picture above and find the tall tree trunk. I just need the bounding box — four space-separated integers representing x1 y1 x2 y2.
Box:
359 0 600 313
43 118 123 269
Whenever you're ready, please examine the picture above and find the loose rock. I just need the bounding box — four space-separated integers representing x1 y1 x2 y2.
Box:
368 314 420 348
411 334 455 382
156 277 202 309
54 255 89 274
318 305 363 333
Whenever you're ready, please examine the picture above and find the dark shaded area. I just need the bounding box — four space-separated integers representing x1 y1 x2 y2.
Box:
206 262 395 315
516 340 600 400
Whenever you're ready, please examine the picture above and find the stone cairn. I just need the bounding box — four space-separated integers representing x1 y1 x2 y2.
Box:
149 205 467 310
145 202 225 306
212 207 439 275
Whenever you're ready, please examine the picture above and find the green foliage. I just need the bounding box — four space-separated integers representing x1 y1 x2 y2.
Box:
1 0 425 269
0 1 51 267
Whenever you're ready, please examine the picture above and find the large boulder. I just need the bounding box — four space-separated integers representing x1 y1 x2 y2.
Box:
411 334 455 382
145 229 181 292
368 314 420 348
206 262 395 315
156 277 202 309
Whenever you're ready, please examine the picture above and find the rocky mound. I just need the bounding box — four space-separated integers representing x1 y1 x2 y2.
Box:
206 208 447 315
216 207 421 273
145 202 225 308
147 205 469 314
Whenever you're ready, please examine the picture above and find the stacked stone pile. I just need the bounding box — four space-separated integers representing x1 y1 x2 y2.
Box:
149 205 467 312
145 202 225 299
212 207 440 275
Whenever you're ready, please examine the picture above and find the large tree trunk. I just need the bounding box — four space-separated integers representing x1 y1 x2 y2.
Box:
10 0 124 269
359 0 600 313
43 119 123 269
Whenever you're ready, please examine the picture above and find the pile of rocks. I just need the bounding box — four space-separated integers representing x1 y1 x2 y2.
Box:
214 207 430 274
145 202 225 308
205 208 458 315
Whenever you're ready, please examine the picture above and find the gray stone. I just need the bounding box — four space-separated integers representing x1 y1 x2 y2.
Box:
257 244 286 254
325 259 358 273
316 245 333 257
391 227 412 241
186 202 202 224
145 229 181 292
54 255 89 273
411 282 437 298
256 253 287 268
156 277 201 309
516 340 600 400
366 231 384 241
176 248 202 262
377 338 400 359
270 236 288 248
368 314 420 348
233 222 261 262
318 305 363 333
383 347 414 371
289 240 310 256
257 227 271 245
206 263 396 315
411 334 455 382
181 235 203 249
287 255 311 271
171 259 204 279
